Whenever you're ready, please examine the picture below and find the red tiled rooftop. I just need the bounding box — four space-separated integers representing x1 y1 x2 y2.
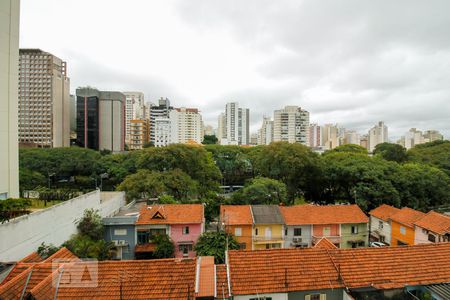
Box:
390 207 426 227
196 256 215 298
30 259 197 299
216 264 230 300
369 204 401 222
136 204 204 225
42 247 79 263
227 243 450 295
280 204 368 225
414 211 450 235
18 251 43 263
313 237 338 250
220 205 253 225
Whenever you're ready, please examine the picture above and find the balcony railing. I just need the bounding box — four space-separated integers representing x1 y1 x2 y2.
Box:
253 236 284 243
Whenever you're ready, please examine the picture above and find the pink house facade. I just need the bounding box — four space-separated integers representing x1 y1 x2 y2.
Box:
171 223 204 258
312 224 341 246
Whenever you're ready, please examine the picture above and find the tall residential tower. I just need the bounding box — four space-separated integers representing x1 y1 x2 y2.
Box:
273 106 309 145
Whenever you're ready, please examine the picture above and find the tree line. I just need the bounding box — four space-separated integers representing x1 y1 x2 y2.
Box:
19 140 450 213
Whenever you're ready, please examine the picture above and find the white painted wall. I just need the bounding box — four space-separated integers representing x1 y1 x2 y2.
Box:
370 216 392 245
0 190 125 261
234 293 288 300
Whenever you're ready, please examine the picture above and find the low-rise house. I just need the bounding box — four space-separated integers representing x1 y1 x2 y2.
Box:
220 205 253 250
368 204 400 245
414 210 450 244
280 204 369 248
251 205 284 250
103 215 138 260
390 207 425 246
135 204 205 258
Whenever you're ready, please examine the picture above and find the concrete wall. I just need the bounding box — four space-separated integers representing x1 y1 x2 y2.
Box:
0 190 125 261
0 0 20 199
284 225 312 248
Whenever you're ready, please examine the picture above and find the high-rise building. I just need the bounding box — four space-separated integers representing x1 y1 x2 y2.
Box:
76 87 125 152
322 124 339 150
203 125 215 136
368 121 388 152
220 102 250 145
18 49 70 148
273 106 310 145
258 116 274 145
250 133 258 146
423 130 443 143
343 130 360 145
309 124 322 147
124 92 145 145
360 134 369 150
0 0 20 199
217 113 226 142
170 107 203 144
129 119 149 150
154 118 171 147
149 97 172 144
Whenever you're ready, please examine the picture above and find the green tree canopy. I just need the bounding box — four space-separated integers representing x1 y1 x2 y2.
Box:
77 209 104 240
407 140 450 176
324 144 368 155
373 142 408 163
37 242 60 259
202 135 218 145
251 142 323 201
232 177 288 205
136 144 221 195
152 234 175 258
194 231 239 264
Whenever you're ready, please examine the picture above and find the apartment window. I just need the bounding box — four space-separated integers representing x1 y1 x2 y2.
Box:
378 221 383 230
428 234 436 243
179 244 193 255
238 243 246 250
235 227 242 236
182 226 190 235
294 228 302 236
351 226 358 234
114 229 127 236
285 228 288 236
137 231 149 244
400 226 406 235
255 228 258 236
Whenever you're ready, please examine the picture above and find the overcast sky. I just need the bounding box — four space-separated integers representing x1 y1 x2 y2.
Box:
20 0 450 139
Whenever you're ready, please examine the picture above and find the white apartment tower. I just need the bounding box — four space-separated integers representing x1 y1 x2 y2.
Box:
154 118 171 147
170 107 203 144
18 49 70 148
0 0 20 199
368 121 388 152
124 92 145 145
150 97 172 144
273 106 310 145
220 102 250 145
258 116 274 145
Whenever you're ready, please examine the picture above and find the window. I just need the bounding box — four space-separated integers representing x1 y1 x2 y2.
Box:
305 294 325 300
351 226 358 234
183 226 190 235
428 234 436 243
137 231 149 244
238 243 246 250
378 221 383 230
400 226 406 235
285 228 288 236
179 244 193 255
255 228 259 236
114 229 127 236
235 227 242 236
250 297 272 300
294 228 302 236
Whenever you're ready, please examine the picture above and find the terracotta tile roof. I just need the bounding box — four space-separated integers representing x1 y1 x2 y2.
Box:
313 237 338 250
280 204 368 225
332 242 450 289
196 256 215 298
215 264 230 300
134 243 156 253
251 205 284 224
227 248 342 295
414 211 450 235
369 204 401 222
30 259 197 299
0 264 31 285
220 205 253 225
136 204 204 225
227 243 450 295
18 251 43 263
390 207 426 227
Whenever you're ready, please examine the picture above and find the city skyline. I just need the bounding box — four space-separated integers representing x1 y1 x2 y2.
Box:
19 0 450 139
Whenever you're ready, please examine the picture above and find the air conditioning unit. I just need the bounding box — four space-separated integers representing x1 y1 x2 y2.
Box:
292 237 302 243
112 240 119 246
118 240 127 246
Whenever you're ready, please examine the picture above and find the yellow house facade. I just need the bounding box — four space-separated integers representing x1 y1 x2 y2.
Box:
251 205 285 250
